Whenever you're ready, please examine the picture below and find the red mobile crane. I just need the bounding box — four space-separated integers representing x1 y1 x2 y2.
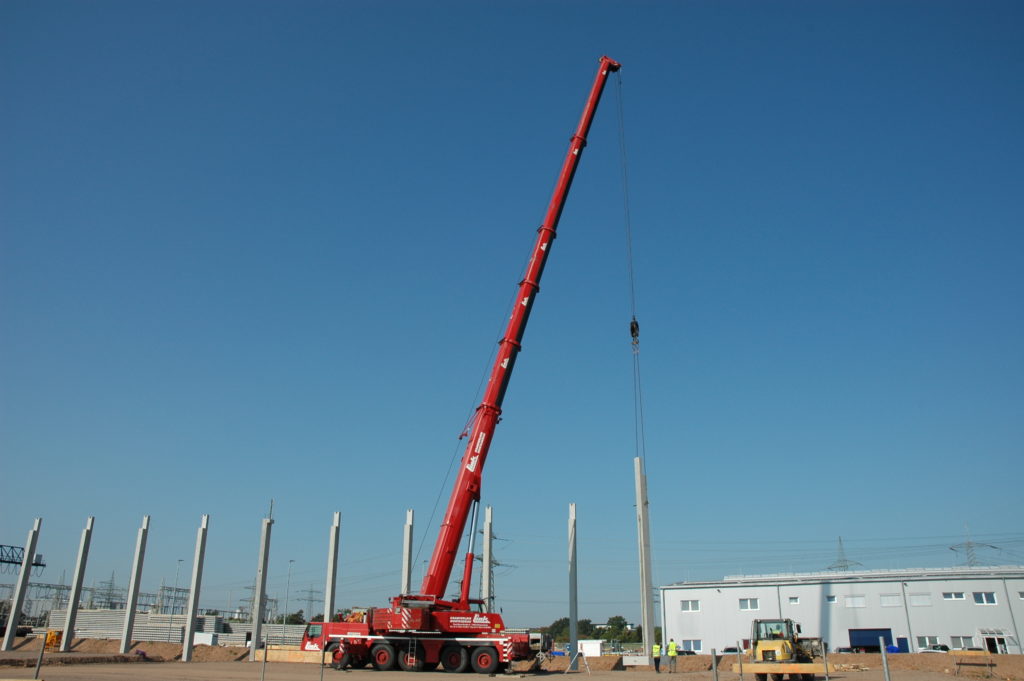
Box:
302 55 621 673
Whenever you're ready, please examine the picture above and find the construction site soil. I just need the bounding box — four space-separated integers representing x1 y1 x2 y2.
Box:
0 640 1021 681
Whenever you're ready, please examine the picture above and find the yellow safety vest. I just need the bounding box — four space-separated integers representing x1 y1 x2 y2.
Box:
652 644 661 656
668 641 678 656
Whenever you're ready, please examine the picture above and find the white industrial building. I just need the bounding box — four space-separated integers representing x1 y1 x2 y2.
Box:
660 566 1024 655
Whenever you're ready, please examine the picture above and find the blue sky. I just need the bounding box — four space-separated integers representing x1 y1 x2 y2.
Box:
2 1 1022 629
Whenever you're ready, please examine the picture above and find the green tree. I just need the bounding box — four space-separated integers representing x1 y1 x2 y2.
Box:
541 617 599 642
601 615 630 641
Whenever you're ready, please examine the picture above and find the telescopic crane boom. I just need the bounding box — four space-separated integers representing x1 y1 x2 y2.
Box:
300 56 621 674
419 55 621 606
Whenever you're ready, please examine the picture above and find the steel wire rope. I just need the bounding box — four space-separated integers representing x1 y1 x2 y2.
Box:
615 71 648 477
410 224 541 592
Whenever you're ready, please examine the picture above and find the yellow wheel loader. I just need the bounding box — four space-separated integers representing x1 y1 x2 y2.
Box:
732 619 832 681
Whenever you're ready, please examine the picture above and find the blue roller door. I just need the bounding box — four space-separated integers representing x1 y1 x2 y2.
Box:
849 629 893 649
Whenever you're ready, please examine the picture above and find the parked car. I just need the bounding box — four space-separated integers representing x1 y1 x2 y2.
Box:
719 647 740 655
834 647 855 653
921 644 949 653
678 650 696 656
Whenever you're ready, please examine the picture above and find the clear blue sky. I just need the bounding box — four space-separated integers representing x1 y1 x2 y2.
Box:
2 1 1022 629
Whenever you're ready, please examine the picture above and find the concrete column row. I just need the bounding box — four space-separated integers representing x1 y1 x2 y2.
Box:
0 509 380 662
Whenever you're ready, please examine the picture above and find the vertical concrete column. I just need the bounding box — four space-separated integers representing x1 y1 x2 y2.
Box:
59 516 95 652
1 518 41 651
119 515 150 653
401 509 414 595
634 457 655 660
181 514 210 662
248 517 273 661
323 511 340 622
568 503 578 671
480 506 492 612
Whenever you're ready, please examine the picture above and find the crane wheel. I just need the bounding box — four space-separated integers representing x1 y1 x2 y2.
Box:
470 646 500 674
398 643 426 671
441 645 469 673
330 649 351 670
756 675 768 681
771 674 785 681
371 642 398 671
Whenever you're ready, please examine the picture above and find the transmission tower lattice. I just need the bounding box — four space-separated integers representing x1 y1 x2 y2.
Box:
826 536 862 571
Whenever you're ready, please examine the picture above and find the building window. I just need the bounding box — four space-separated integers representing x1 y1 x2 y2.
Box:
739 598 759 611
680 600 700 612
943 592 965 600
788 596 799 605
826 595 837 604
973 592 997 605
909 593 931 607
1019 591 1024 600
681 639 702 652
845 595 866 608
880 594 901 607
917 636 940 648
950 636 974 650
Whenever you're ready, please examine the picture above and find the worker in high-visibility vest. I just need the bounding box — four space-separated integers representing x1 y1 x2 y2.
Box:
667 638 679 672
652 642 662 673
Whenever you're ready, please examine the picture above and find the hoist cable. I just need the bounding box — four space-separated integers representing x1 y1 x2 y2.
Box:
615 71 649 474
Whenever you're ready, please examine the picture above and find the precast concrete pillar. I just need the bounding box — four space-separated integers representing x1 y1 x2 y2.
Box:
480 506 492 612
1 518 41 651
119 515 150 654
323 511 340 622
568 503 578 671
181 514 209 662
634 457 655 661
59 516 95 652
401 509 413 595
249 516 273 661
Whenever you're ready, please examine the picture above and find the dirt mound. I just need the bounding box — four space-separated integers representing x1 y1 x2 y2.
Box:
830 652 1024 679
514 655 625 672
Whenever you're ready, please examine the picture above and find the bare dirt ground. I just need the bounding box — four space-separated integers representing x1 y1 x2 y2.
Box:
0 665 1018 681
1 640 1021 681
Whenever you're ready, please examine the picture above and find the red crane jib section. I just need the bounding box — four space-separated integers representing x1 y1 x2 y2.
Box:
415 56 621 607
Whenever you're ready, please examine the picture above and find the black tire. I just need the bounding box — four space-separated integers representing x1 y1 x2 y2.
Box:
771 674 785 681
326 644 349 671
803 674 816 681
756 674 769 681
371 642 398 671
470 646 499 674
441 645 469 673
398 643 426 672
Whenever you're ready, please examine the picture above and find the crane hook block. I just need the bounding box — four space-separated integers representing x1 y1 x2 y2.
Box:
630 317 640 342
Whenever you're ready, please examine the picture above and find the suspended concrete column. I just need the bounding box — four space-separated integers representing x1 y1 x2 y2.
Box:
119 515 151 654
401 509 413 595
634 457 655 662
59 516 95 652
323 511 340 622
249 516 273 661
181 514 210 662
1 518 41 651
480 506 493 612
568 503 579 672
